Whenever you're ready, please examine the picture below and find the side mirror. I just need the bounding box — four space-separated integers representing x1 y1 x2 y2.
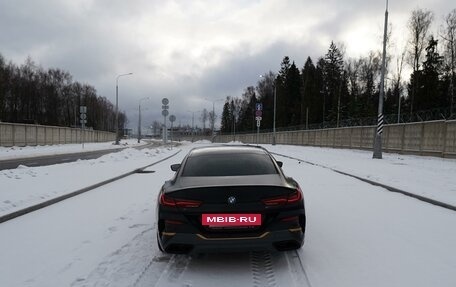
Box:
170 164 181 172
276 161 283 168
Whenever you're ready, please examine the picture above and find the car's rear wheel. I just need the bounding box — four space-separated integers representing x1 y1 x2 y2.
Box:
156 232 164 252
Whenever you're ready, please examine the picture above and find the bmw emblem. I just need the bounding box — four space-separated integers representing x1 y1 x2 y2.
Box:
227 196 237 205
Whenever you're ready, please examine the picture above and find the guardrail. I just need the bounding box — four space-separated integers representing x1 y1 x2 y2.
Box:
214 120 456 158
0 122 116 147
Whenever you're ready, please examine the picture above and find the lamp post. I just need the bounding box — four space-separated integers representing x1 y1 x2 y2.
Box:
272 83 277 145
373 0 388 159
187 110 202 142
260 74 277 145
204 98 224 138
115 72 133 145
138 97 150 143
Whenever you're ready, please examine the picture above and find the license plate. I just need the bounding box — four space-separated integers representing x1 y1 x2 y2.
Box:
202 214 262 226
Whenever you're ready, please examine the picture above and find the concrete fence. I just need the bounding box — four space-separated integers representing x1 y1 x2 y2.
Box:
0 122 116 147
214 120 456 158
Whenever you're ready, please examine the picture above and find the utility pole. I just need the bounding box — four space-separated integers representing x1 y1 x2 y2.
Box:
162 98 169 145
259 74 277 145
192 111 195 142
373 0 388 159
115 73 133 144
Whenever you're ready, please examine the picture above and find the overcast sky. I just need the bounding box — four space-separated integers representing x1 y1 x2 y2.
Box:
1 0 454 130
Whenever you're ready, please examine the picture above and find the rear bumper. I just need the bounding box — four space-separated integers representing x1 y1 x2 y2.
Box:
159 228 304 254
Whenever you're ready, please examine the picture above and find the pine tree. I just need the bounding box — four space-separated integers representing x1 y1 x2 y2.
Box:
256 71 276 129
301 57 316 125
276 57 291 127
220 100 232 133
238 87 257 132
284 61 302 126
323 42 344 122
417 36 444 110
315 58 326 124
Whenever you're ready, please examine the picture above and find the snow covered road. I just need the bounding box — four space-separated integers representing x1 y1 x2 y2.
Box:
1 142 456 286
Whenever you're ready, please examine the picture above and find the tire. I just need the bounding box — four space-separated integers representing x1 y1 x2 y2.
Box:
156 232 164 252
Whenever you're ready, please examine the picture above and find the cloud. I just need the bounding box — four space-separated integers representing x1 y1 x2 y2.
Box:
1 0 454 131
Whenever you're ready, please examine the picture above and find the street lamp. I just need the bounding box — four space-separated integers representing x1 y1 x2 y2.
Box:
373 0 388 159
115 72 133 145
260 74 277 145
187 110 201 143
204 98 224 138
138 97 150 143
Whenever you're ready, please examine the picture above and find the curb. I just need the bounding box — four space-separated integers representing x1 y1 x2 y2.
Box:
272 152 456 212
0 149 182 224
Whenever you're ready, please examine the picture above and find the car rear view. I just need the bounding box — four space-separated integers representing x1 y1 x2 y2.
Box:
156 145 305 254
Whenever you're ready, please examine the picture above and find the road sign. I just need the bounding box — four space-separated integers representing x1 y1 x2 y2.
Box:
255 110 262 117
256 120 261 127
162 98 169 105
80 106 87 113
80 113 87 120
80 119 87 124
255 116 262 121
255 103 263 111
169 115 176 122
162 105 169 110
162 110 169 117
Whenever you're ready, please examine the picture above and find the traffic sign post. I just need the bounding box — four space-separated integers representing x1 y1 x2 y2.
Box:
169 115 176 147
162 98 169 144
255 103 262 145
80 106 87 149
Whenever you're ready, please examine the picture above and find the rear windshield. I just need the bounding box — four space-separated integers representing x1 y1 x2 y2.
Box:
181 153 278 177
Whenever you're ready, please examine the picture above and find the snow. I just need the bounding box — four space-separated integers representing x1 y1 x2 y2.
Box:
0 144 173 217
0 139 146 160
264 144 456 206
0 141 455 286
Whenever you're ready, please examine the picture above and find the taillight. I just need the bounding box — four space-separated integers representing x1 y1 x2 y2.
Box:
281 216 299 222
262 188 303 206
262 197 288 206
159 193 202 208
287 187 302 204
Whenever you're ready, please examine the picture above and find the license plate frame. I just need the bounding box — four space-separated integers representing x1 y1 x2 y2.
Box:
202 214 262 227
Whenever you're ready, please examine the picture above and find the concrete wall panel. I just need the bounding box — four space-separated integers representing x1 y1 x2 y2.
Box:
445 120 456 154
205 120 455 159
0 123 115 147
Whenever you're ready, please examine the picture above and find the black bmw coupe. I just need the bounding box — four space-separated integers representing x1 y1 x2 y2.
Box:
156 145 305 254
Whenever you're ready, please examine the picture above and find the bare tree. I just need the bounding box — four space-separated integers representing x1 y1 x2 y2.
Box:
407 8 434 115
200 108 208 133
208 110 217 134
346 58 361 98
152 120 161 137
441 9 456 115
391 47 407 122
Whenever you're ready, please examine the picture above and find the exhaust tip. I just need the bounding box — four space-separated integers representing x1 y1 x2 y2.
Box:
273 240 302 251
165 244 194 254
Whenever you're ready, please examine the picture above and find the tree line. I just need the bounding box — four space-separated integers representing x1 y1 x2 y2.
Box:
221 8 456 134
0 54 126 131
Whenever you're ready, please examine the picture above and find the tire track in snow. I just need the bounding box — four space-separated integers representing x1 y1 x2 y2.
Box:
250 251 277 287
149 254 192 287
285 250 312 287
142 250 312 287
71 227 173 287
